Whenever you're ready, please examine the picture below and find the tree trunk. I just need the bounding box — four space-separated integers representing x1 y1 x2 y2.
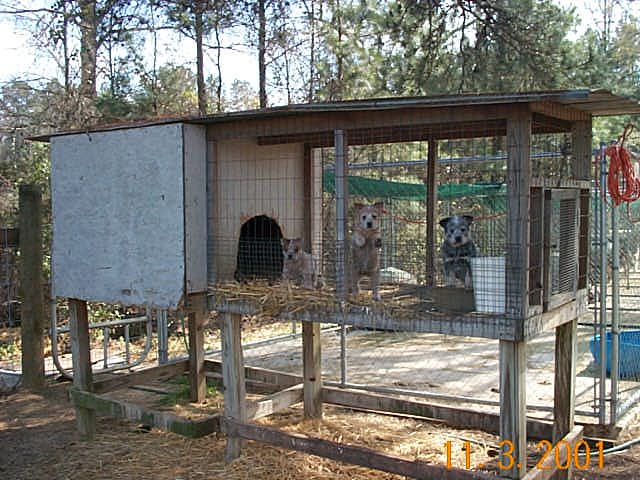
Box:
195 1 207 115
258 0 267 108
215 22 223 112
307 0 316 102
78 0 98 100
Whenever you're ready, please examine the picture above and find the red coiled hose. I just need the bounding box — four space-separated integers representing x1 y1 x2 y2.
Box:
607 124 640 206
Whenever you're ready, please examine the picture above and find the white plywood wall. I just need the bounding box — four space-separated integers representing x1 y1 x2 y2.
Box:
212 139 305 281
51 123 206 308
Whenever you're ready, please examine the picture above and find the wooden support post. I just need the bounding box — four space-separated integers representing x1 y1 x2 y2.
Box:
69 298 96 439
18 185 45 390
303 321 322 418
499 340 527 479
426 139 438 287
502 107 532 479
571 119 592 182
552 318 577 480
187 294 207 403
572 119 592 291
222 312 246 462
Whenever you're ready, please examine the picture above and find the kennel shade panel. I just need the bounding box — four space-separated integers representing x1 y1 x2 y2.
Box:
50 123 207 308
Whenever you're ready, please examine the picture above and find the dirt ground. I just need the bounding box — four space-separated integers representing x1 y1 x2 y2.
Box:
1 381 639 480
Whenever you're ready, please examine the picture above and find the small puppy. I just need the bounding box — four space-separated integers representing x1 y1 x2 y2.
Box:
440 215 478 289
281 237 321 289
351 202 385 300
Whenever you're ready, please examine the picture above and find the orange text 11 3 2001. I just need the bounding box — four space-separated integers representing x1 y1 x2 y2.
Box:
443 439 605 471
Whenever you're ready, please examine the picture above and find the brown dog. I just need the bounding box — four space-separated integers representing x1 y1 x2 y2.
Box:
350 202 385 300
281 237 321 289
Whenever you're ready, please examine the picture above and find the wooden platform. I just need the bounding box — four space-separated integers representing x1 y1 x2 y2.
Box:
209 282 588 341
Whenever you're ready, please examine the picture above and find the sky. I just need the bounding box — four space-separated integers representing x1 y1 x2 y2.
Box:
0 1 636 97
0 2 258 91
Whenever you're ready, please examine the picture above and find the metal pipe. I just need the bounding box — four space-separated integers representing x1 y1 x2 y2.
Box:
335 129 347 300
103 325 109 369
49 298 72 379
204 325 343 356
611 202 620 424
124 323 130 364
335 129 348 387
50 299 155 378
56 315 150 333
598 143 608 424
157 309 168 364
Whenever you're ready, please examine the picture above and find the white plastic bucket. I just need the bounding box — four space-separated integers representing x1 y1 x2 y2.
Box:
470 256 505 314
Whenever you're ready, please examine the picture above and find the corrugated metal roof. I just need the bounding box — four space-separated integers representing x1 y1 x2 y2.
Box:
30 89 640 141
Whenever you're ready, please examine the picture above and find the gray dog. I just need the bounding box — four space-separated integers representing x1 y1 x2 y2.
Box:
440 215 478 288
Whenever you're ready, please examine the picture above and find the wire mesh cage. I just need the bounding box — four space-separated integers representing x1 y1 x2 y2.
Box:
207 114 590 327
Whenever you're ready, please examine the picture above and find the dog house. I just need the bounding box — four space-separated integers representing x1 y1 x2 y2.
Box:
38 90 640 479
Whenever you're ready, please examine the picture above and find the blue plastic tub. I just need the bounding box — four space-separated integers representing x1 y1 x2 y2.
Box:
589 330 640 379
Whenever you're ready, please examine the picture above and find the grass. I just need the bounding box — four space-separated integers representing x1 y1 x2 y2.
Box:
157 375 219 406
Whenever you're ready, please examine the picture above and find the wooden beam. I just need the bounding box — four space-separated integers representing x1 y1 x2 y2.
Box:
578 189 590 290
223 418 497 480
426 139 438 287
212 298 519 341
322 386 554 440
571 119 592 181
523 290 588 340
506 106 532 331
303 321 323 418
93 359 190 394
221 312 247 461
69 387 220 438
529 187 544 307
530 102 590 122
247 384 303 420
69 298 96 439
521 426 583 480
552 319 577 480
501 107 531 478
18 185 45 391
210 105 515 143
530 178 591 189
257 120 509 147
187 294 207 402
205 359 302 388
499 340 527 479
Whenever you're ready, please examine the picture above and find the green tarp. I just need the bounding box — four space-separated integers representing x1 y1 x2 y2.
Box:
323 170 506 202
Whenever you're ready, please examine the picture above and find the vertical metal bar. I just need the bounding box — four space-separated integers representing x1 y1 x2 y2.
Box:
426 139 438 287
599 143 608 424
335 130 348 300
158 309 168 365
124 323 130 364
335 130 348 386
389 199 395 268
591 185 599 415
103 326 109 368
611 202 620 423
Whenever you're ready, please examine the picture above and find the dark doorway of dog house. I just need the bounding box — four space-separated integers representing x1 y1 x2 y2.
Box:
235 215 283 282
